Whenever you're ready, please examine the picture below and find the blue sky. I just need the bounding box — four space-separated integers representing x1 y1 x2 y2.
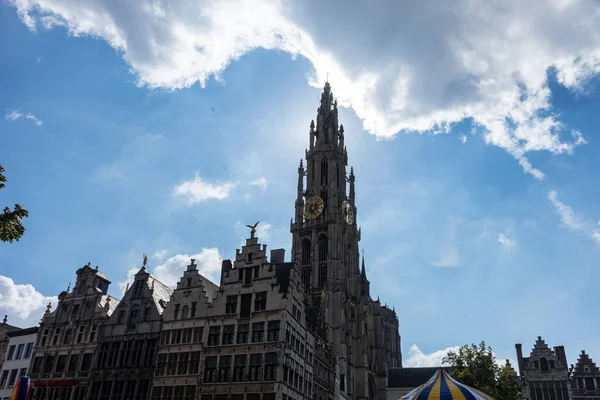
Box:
1 0 600 369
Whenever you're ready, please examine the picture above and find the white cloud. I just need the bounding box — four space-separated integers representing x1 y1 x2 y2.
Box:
8 0 598 178
460 134 468 144
404 344 458 367
152 248 223 287
497 233 516 249
548 190 600 245
255 222 273 241
0 275 57 323
118 267 138 295
4 110 42 126
249 176 268 194
153 249 168 261
174 172 237 204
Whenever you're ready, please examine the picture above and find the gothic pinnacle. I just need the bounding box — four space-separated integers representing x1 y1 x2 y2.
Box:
339 124 344 135
310 120 315 130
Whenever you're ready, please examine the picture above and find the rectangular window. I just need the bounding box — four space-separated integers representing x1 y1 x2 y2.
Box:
127 309 140 331
156 354 167 376
76 326 86 344
31 357 42 374
222 325 234 345
118 310 126 324
177 352 190 375
251 322 265 343
8 369 18 387
191 302 197 318
67 353 79 372
267 321 280 341
52 328 61 345
160 330 170 346
218 356 231 383
15 344 24 360
113 381 125 400
63 329 73 345
143 307 151 322
208 326 220 346
193 327 203 343
225 295 238 314
203 356 217 383
174 304 180 320
264 352 278 381
240 294 252 317
89 325 97 342
43 355 54 373
318 264 327 286
81 353 92 371
254 292 267 311
237 324 249 344
189 351 201 375
40 328 49 346
55 354 67 373
248 354 263 381
244 268 252 285
7 345 15 360
71 304 80 318
232 355 247 382
0 370 9 387
144 339 157 367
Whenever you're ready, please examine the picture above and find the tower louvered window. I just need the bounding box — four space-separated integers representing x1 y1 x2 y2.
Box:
318 235 328 262
321 159 328 185
301 239 311 265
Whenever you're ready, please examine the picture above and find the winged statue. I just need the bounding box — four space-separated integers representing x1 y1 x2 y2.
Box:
246 221 260 238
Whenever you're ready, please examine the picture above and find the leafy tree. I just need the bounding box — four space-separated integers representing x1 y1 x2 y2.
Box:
0 165 29 242
442 341 521 400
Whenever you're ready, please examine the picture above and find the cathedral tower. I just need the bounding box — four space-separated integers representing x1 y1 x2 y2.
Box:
291 82 400 400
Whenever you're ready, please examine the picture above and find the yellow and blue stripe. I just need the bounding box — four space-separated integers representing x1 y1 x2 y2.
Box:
400 369 495 400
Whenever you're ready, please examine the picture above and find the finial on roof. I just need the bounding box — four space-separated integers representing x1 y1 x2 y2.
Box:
339 124 344 135
151 278 155 292
95 265 98 271
245 221 260 239
142 253 148 269
310 120 315 130
300 159 303 168
2 315 6 325
105 295 111 310
67 282 71 292
45 302 52 314
125 282 130 292
86 261 91 268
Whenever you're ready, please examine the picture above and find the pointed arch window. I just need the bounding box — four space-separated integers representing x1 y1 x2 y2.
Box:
321 159 328 186
318 235 328 262
321 189 328 212
301 238 311 266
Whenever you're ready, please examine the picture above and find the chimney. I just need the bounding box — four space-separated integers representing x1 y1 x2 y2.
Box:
515 344 525 376
270 249 285 264
554 345 568 368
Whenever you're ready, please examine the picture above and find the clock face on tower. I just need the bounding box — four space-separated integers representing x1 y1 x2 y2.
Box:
342 200 354 225
304 196 324 219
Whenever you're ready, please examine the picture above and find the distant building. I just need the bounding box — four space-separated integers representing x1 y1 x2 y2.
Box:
569 351 600 400
0 326 37 400
28 263 118 400
90 264 172 400
0 317 20 373
515 336 571 400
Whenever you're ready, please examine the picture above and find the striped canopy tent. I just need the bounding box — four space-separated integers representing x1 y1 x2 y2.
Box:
400 368 494 400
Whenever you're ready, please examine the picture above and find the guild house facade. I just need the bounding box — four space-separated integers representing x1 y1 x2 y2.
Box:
25 83 402 400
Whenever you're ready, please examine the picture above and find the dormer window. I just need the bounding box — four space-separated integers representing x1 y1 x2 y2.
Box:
540 358 549 371
585 366 591 372
248 253 253 263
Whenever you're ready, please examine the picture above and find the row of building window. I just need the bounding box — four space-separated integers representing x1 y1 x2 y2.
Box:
0 368 28 389
206 321 280 346
283 363 312 396
96 338 157 369
151 385 196 400
203 353 278 383
160 327 203 346
155 352 201 376
199 394 276 400
39 324 98 347
116 306 152 331
31 352 93 375
285 322 313 363
88 379 150 400
6 342 34 361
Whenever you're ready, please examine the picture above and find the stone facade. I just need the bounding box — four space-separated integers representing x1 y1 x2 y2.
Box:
0 326 37 400
28 264 118 400
90 265 172 400
152 241 336 400
569 351 600 400
290 82 401 400
516 337 572 400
